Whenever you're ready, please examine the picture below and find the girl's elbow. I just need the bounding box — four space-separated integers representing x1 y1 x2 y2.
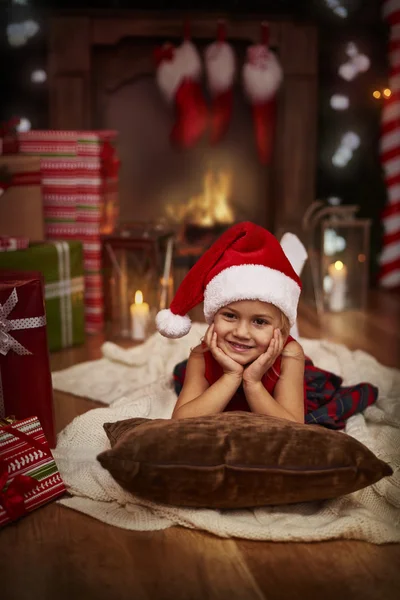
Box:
171 409 183 419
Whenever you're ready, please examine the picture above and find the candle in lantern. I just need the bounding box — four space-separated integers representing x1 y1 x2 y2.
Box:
130 290 150 341
328 260 348 312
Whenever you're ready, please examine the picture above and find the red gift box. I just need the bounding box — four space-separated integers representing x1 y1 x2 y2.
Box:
0 272 55 447
0 416 66 527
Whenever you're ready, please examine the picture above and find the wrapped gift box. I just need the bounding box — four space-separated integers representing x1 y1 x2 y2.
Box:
0 155 44 241
0 241 85 352
0 272 55 446
0 416 66 527
17 130 120 333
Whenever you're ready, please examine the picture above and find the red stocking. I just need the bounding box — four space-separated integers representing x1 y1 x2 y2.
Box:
205 22 236 145
155 40 208 149
242 23 283 164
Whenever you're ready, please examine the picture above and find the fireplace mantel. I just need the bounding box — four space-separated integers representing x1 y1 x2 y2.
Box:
48 12 318 232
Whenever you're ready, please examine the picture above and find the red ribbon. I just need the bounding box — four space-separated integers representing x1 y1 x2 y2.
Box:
154 43 175 66
0 460 38 521
0 424 51 456
100 141 120 179
261 22 270 47
217 20 226 43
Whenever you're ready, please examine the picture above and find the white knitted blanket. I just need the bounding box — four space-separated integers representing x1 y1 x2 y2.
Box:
52 324 400 543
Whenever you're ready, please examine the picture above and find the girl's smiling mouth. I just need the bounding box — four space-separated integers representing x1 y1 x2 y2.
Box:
227 341 254 352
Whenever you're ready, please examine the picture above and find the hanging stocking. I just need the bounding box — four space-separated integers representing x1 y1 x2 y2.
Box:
204 21 236 145
242 23 283 164
154 24 208 149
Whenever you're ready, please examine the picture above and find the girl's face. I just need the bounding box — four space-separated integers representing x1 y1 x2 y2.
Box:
213 299 286 365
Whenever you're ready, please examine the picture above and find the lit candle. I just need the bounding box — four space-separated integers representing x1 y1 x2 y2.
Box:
328 260 348 312
130 290 150 341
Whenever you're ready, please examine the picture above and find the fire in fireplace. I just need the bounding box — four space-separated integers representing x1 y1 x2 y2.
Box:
165 168 234 227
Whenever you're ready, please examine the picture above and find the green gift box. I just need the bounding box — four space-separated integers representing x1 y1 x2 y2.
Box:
0 241 85 351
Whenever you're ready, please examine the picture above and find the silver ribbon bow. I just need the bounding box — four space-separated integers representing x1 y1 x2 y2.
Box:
0 288 46 415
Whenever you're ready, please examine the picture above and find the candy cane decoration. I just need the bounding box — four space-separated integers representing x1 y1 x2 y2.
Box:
379 0 400 288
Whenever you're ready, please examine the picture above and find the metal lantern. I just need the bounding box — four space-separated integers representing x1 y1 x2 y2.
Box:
101 222 175 340
303 201 371 315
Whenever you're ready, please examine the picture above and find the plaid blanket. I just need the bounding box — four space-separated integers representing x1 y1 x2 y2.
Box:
173 357 378 430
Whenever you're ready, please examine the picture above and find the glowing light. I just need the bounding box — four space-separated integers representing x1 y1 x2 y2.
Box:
383 88 392 98
330 94 349 110
325 0 348 19
7 20 39 47
342 131 360 150
327 196 342 206
339 43 370 81
332 132 360 168
324 229 346 256
346 43 358 58
134 290 143 304
334 6 348 18
373 90 382 99
353 54 370 72
31 69 47 83
332 151 348 167
339 62 357 81
16 118 31 132
334 260 345 271
24 20 39 37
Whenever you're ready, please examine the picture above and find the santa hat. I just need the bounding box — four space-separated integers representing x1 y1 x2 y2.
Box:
156 221 302 339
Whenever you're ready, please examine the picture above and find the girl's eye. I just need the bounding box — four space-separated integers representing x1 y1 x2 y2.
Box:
222 312 236 319
254 318 268 326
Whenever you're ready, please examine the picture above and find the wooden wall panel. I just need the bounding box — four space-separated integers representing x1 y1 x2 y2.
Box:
48 17 91 128
273 75 318 235
50 76 88 130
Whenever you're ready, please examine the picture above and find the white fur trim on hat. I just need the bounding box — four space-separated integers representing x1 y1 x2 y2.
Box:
205 41 235 94
280 233 308 277
243 51 283 102
155 309 192 339
203 264 300 326
156 40 202 102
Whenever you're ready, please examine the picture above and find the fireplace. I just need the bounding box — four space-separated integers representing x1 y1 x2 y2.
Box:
91 35 269 229
48 13 317 236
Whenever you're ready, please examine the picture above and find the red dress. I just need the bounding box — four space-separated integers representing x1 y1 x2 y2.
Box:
172 336 378 429
203 335 298 412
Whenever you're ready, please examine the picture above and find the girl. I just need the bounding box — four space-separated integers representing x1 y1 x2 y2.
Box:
156 221 378 428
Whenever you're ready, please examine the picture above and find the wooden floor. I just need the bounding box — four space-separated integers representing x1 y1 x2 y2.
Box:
1 290 399 600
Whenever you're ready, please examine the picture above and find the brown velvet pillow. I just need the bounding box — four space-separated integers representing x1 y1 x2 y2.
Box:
97 412 392 509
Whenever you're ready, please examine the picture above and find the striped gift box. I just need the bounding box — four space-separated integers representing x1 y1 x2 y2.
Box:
0 416 66 527
16 130 120 333
0 236 29 252
18 130 118 157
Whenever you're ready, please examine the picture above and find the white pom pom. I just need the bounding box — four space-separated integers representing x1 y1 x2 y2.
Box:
155 309 192 339
243 50 283 103
156 41 202 102
205 41 236 95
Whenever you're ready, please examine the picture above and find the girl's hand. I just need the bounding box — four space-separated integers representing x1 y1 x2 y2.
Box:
243 328 284 384
205 324 243 379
